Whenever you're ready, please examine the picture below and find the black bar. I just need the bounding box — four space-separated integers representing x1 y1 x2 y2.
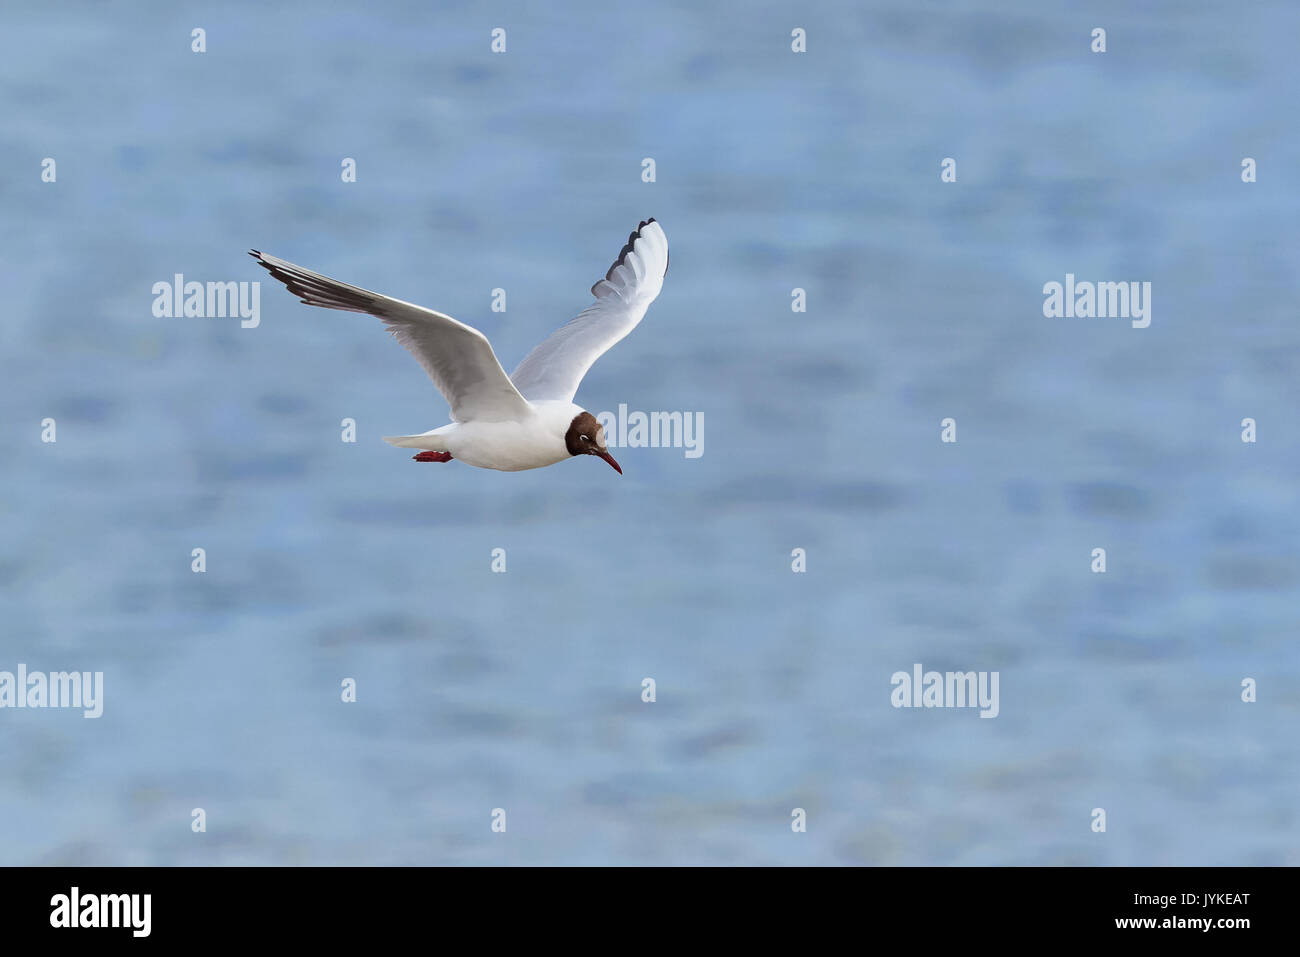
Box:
2 866 1280 943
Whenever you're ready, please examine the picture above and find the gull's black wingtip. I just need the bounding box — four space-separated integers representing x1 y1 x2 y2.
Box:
248 249 261 259
608 218 666 277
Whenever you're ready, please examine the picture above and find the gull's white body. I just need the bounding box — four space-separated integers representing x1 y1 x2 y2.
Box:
393 399 584 471
252 219 669 473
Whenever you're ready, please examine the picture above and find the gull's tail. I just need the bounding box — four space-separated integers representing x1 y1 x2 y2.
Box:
383 433 450 451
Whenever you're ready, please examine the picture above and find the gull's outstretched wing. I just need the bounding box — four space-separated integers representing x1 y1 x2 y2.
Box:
509 218 668 403
251 250 531 423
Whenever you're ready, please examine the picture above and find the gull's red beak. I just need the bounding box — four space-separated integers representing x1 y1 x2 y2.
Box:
597 450 622 474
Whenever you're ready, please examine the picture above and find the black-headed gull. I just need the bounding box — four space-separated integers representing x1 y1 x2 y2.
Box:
251 219 668 474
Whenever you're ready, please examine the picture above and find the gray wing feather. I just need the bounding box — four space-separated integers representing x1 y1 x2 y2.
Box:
251 250 531 422
509 219 668 403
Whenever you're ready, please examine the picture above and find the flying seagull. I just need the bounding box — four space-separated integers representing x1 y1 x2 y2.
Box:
251 218 668 474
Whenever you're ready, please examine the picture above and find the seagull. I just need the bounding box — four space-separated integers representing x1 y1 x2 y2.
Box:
251 218 668 474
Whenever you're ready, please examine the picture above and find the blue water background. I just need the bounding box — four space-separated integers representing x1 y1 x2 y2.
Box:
1 1 1297 864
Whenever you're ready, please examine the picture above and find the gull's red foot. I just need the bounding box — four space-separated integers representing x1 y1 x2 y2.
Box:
413 451 453 463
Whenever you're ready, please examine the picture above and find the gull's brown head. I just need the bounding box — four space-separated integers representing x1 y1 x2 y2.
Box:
566 412 621 474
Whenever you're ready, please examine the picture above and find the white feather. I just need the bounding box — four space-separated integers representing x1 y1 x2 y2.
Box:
509 219 668 403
